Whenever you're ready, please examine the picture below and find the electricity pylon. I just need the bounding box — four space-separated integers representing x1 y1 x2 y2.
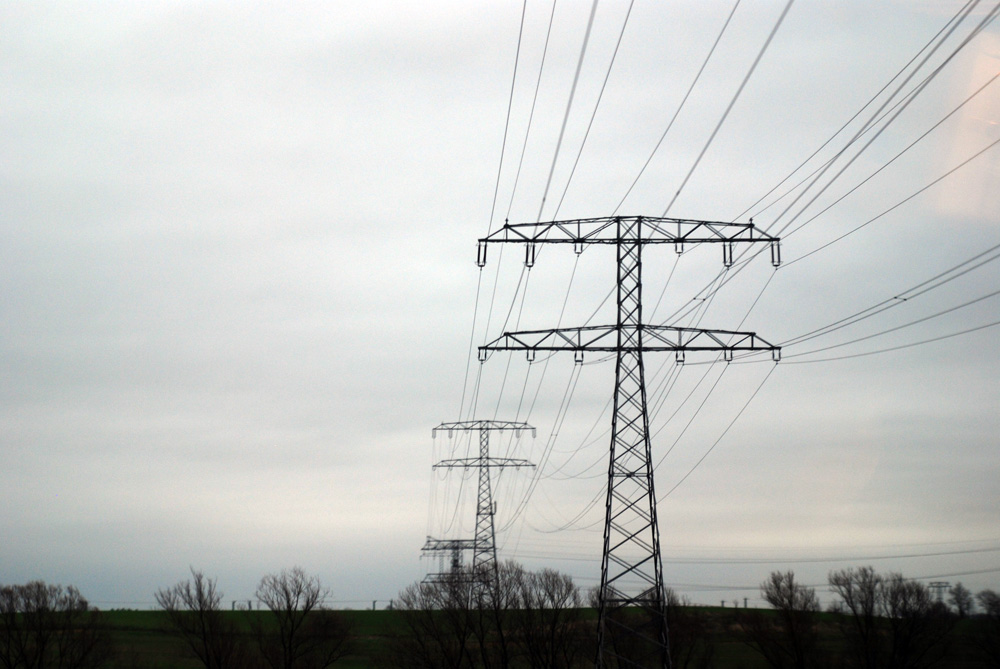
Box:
423 420 535 581
477 215 781 668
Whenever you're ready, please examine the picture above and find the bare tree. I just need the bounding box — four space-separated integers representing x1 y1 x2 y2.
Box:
948 582 974 618
829 567 954 669
0 581 112 669
972 589 1000 668
470 562 523 669
155 568 249 669
741 571 821 669
386 562 589 669
514 566 586 668
254 567 349 669
881 574 953 668
664 588 715 669
387 570 478 669
829 566 884 669
979 590 1000 616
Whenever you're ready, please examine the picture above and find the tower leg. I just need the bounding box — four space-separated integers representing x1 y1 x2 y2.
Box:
472 428 498 575
596 219 669 668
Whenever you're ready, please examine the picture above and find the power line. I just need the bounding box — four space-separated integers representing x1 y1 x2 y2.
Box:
736 0 979 222
778 68 1000 245
659 363 777 499
661 126 1000 336
536 0 599 222
660 0 999 333
659 545 1000 565
613 0 742 215
783 133 1000 267
782 241 1000 346
486 0 528 238
460 1 531 421
551 0 635 219
505 0 558 222
783 289 1000 359
770 2 1000 244
661 0 794 216
782 319 1000 364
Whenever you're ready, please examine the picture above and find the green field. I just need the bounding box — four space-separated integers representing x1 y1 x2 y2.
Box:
99 607 991 668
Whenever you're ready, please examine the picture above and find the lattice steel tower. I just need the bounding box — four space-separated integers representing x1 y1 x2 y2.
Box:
423 420 535 581
477 215 781 668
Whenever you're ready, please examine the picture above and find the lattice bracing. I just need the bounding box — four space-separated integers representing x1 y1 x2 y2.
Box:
477 215 781 668
426 421 535 580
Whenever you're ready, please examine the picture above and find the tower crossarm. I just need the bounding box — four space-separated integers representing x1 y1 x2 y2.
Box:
481 215 776 244
477 216 780 268
434 457 535 469
432 420 535 438
422 537 476 552
480 324 780 359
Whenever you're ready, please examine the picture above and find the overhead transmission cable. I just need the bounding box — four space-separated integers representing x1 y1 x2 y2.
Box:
735 0 978 222
763 0 995 240
613 0 741 215
501 363 583 535
507 3 639 489
627 3 797 460
693 140 1000 365
663 0 995 332
459 0 528 421
475 3 561 420
774 11 1000 245
505 0 558 222
620 7 988 474
659 363 778 500
550 0 635 218
783 241 1000 347
600 7 995 511
671 126 1000 335
536 0 599 221
781 320 1000 364
518 1 635 422
486 0 528 238
783 289 1000 360
661 0 794 216
662 121 999 335
659 0 996 352
494 2 642 534
527 2 793 532
443 3 528 551
783 133 1000 267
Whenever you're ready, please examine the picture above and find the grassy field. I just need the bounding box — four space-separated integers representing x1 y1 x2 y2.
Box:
103 607 753 668
102 607 989 668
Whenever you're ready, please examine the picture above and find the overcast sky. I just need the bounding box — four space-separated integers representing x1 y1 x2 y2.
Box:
2 1 999 609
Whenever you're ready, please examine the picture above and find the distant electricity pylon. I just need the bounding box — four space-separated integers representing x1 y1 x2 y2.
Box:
929 581 951 602
477 215 781 669
422 420 535 582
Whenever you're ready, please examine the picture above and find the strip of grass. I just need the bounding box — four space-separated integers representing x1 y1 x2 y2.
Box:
99 607 991 668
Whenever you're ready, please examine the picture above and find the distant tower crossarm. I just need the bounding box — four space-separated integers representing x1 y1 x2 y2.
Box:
477 215 781 668
422 420 535 582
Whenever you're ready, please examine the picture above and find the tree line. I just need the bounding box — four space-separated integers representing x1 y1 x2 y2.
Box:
388 563 1000 668
741 567 1000 669
0 567 349 669
2 563 999 668
153 567 349 669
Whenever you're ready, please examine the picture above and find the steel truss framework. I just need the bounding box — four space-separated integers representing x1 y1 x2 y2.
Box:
420 538 476 583
478 215 780 668
423 420 535 582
